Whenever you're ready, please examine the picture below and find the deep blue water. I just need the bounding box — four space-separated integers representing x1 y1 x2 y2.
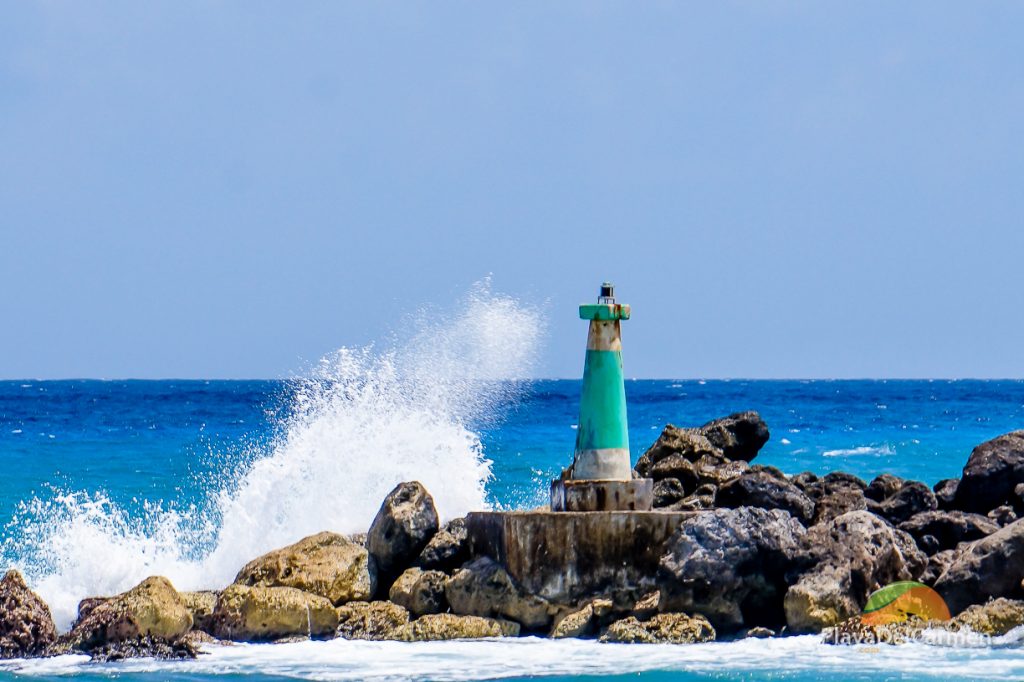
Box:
2 379 1023 521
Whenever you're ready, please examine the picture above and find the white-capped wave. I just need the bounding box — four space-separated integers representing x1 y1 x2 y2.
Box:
823 445 896 458
2 281 542 630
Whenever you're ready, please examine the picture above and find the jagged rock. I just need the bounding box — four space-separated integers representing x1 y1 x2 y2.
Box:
68 577 193 650
666 485 716 511
921 549 957 585
653 478 687 507
784 511 927 633
872 482 937 525
918 534 942 555
0 570 57 658
716 470 815 523
210 584 337 641
865 474 904 502
550 598 613 639
898 511 998 553
388 568 448 617
822 615 929 645
658 507 809 632
698 411 770 462
955 431 1024 513
934 518 1024 614
600 613 716 644
446 557 556 629
745 626 775 638
631 591 660 620
821 472 868 493
367 482 440 585
649 455 700 489
336 601 409 640
813 489 867 525
416 517 470 573
180 591 218 634
692 455 749 489
395 613 519 641
77 597 108 623
635 426 720 477
86 635 200 661
989 505 1018 527
234 531 375 605
791 472 819 492
934 479 959 510
951 598 1024 635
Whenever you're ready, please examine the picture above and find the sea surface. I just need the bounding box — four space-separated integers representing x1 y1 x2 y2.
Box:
2 375 1024 680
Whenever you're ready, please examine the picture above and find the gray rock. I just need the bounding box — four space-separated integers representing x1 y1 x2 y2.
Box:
658 507 809 632
698 411 770 462
955 431 1024 513
920 549 957 585
367 482 440 585
934 517 1024 614
872 482 937 525
716 470 815 523
898 510 998 553
0 570 57 659
784 511 927 633
446 557 556 630
933 479 959 510
415 517 470 573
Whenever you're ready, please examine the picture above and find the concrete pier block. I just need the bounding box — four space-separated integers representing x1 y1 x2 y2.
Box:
550 479 654 512
466 510 695 605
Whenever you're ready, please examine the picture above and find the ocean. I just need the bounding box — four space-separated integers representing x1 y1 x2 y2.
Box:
1 297 1023 680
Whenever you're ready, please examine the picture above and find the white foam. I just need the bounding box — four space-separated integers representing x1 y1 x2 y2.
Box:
3 281 542 630
822 445 896 458
3 635 1024 680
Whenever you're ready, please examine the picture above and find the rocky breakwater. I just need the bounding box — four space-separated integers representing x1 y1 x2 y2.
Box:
5 418 1024 661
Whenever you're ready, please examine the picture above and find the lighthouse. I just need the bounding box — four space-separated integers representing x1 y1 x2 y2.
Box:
551 283 653 511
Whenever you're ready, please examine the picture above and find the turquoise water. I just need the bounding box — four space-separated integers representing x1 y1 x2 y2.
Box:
1 378 1023 680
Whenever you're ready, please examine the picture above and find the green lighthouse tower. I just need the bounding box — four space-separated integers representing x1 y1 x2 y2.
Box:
551 283 653 511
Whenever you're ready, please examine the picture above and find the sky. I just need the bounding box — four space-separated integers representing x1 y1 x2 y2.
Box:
2 2 1022 380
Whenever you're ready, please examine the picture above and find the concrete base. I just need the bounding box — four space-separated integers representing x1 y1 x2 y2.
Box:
466 510 695 605
550 479 654 512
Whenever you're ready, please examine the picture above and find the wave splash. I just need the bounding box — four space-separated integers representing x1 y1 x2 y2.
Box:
2 282 542 630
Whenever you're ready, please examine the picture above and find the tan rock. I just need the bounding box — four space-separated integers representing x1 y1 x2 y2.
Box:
210 584 337 641
446 557 555 629
336 601 409 640
180 591 218 633
550 598 614 639
234 531 375 605
389 568 448 617
68 577 192 650
600 613 715 644
396 613 520 641
0 570 58 658
951 598 1024 636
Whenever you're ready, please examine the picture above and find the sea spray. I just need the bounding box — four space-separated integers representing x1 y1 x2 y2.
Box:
2 282 542 630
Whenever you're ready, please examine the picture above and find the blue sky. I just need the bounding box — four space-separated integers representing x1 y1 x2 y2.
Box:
2 2 1022 379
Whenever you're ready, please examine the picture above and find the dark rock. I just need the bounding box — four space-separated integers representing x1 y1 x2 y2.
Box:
693 454 749 487
446 557 556 630
0 570 57 659
658 507 810 632
367 482 440 586
716 470 815 523
865 474 904 502
415 517 470 573
934 518 1024 614
872 482 937 525
649 455 700 490
821 472 868 494
790 472 819 492
812 489 868 526
653 479 687 508
989 505 1018 527
698 411 770 462
920 549 957 585
388 568 448 617
955 431 1024 513
666 484 716 511
784 511 927 633
898 510 998 553
85 635 199 662
933 479 959 510
635 426 720 477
